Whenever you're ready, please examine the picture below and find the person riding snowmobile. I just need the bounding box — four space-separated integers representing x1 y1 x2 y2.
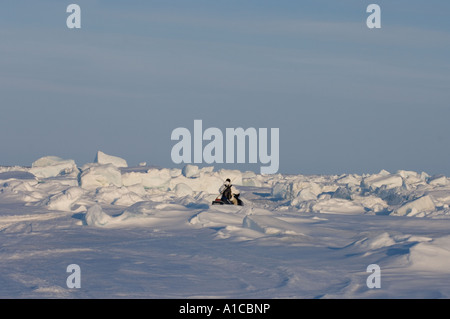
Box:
219 178 241 205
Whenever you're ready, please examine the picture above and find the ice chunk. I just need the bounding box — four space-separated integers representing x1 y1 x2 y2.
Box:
181 165 214 178
142 169 172 189
396 170 419 179
122 168 172 189
397 170 426 187
125 184 147 196
375 187 410 206
272 179 322 200
0 179 44 203
332 186 353 200
428 175 448 186
169 173 223 194
393 195 435 217
336 174 361 186
200 166 214 174
271 181 290 199
169 168 182 178
84 205 112 226
291 189 317 206
45 187 85 212
95 185 141 206
121 172 143 187
357 195 388 213
94 151 128 168
298 188 318 201
30 156 78 178
362 173 403 190
242 171 262 187
182 164 199 178
378 169 391 176
80 164 122 189
174 183 193 197
112 192 144 206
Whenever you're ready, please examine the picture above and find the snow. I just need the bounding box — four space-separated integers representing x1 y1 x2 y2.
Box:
408 236 450 273
242 214 311 237
311 198 366 215
2 151 450 298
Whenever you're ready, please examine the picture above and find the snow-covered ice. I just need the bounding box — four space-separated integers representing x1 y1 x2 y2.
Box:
94 151 128 168
1 154 450 298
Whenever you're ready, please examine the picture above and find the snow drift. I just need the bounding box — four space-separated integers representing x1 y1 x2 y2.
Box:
2 151 450 298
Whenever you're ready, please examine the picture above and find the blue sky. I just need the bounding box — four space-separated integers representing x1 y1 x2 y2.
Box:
1 1 450 175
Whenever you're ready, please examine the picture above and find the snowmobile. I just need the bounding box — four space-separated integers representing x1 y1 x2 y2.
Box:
211 193 244 206
211 183 244 206
212 179 244 206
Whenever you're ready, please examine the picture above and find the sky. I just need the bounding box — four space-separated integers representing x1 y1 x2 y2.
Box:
1 1 450 176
